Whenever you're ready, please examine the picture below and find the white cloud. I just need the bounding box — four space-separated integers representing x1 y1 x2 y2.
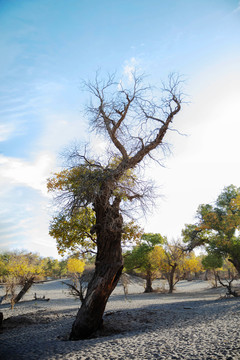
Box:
143 62 240 239
123 57 139 82
0 152 56 196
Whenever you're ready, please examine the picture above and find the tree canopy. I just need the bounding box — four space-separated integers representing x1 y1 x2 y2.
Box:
48 73 183 217
182 185 240 275
124 233 164 292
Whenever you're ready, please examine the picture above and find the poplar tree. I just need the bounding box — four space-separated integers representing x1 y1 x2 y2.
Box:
48 72 183 339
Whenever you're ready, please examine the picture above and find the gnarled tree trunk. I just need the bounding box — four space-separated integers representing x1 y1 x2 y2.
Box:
70 197 123 340
52 73 182 340
144 268 153 293
167 264 177 293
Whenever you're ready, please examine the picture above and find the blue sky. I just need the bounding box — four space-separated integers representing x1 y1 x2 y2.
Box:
0 0 240 258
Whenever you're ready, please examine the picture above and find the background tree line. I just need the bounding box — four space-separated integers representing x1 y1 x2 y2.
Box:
2 183 240 309
0 251 86 308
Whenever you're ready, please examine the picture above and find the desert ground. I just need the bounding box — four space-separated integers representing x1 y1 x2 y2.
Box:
0 278 240 360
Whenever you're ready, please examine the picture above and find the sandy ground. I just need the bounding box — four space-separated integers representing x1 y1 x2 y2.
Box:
0 278 240 360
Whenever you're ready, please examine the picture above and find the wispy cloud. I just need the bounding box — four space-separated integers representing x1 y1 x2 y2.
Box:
123 57 139 82
0 152 55 196
0 178 57 257
233 1 240 13
0 123 16 141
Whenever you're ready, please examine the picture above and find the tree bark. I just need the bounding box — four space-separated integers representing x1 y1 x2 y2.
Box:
228 258 240 276
70 197 123 340
204 269 209 281
144 269 153 293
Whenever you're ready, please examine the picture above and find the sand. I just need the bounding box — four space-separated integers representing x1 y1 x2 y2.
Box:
0 278 240 360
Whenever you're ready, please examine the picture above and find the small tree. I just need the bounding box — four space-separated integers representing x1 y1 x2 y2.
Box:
67 258 85 284
181 252 203 280
217 273 239 297
124 233 164 292
59 259 68 278
48 72 183 339
202 253 223 287
63 258 86 302
42 257 61 279
151 240 188 293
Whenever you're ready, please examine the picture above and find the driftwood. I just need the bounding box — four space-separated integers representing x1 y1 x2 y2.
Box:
34 293 50 301
217 275 240 298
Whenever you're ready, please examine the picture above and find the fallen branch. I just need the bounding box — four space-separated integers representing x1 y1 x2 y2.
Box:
34 293 50 301
62 281 84 303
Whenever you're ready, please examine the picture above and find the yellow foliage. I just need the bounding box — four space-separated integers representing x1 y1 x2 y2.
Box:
7 254 44 280
230 194 240 212
67 258 85 274
151 245 202 275
183 253 203 273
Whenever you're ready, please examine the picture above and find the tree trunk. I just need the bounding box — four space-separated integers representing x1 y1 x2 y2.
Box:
204 269 209 281
168 274 174 293
168 265 177 293
70 197 123 340
213 270 218 288
144 269 153 293
0 312 3 328
228 258 240 276
13 276 35 305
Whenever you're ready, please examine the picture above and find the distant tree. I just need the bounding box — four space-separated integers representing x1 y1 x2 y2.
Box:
42 257 61 278
181 252 203 280
202 252 223 287
62 258 86 302
0 253 9 281
48 72 183 339
151 240 196 293
6 252 44 308
183 185 240 275
67 258 85 278
0 259 6 277
124 233 164 292
222 258 238 279
59 259 68 278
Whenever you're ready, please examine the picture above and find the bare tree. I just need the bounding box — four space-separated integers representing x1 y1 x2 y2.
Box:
49 72 183 339
217 274 240 298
